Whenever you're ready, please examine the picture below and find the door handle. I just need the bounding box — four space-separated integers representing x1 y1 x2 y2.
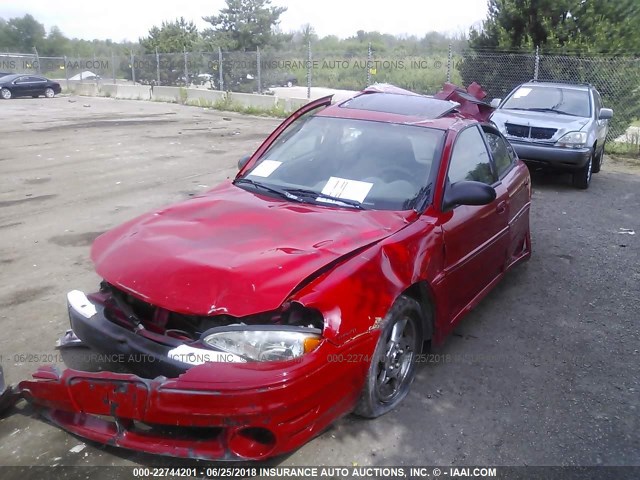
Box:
496 201 507 214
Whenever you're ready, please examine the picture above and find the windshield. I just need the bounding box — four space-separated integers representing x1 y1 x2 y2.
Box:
236 116 443 211
502 86 591 117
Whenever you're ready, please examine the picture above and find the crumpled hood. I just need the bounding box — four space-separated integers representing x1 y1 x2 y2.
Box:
491 109 590 142
92 182 414 317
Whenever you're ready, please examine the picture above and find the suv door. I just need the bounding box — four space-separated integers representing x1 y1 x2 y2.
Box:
593 90 608 147
439 125 510 323
481 125 531 266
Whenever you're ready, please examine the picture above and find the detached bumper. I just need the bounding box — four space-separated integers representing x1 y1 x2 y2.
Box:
510 141 591 170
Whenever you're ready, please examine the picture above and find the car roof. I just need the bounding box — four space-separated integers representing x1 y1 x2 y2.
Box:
519 81 591 91
317 89 479 130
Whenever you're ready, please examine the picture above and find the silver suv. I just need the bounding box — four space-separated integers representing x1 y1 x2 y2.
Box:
490 81 613 189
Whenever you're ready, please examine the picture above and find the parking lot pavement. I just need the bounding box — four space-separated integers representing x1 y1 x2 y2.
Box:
0 96 638 473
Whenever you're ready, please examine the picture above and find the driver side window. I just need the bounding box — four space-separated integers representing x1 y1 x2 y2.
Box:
448 126 495 185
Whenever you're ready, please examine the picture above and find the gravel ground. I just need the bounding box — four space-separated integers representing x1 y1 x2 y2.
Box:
0 96 638 477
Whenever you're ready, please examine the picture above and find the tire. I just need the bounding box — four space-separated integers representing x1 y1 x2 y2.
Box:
44 88 55 98
0 88 11 100
355 295 424 418
592 143 605 173
572 150 593 189
286 81 293 88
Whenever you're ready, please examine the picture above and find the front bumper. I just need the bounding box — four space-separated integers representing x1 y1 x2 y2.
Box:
509 141 591 170
4 293 376 460
68 299 191 378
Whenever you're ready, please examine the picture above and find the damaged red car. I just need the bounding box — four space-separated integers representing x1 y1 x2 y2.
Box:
0 83 531 460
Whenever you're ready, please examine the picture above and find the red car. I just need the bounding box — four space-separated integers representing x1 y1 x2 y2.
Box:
0 83 531 460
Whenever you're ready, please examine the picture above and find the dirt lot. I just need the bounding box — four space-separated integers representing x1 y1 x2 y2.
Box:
0 96 638 475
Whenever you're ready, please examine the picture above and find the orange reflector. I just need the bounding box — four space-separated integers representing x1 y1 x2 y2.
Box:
303 337 321 353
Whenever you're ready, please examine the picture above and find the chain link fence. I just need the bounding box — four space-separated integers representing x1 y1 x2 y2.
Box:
2 46 639 138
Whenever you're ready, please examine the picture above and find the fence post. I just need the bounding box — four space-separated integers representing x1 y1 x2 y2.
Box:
33 46 41 74
112 51 116 84
534 45 540 80
155 47 160 86
366 42 372 86
130 52 136 84
218 47 223 91
306 40 312 99
257 47 261 94
64 55 69 90
183 46 189 85
447 43 453 82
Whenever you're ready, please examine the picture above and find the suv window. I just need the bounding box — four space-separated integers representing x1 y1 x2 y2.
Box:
483 129 514 178
448 126 494 185
502 85 591 118
593 90 602 115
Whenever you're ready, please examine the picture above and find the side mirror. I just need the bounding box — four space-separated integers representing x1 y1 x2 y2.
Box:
442 181 497 211
598 108 613 120
490 98 502 108
238 155 251 170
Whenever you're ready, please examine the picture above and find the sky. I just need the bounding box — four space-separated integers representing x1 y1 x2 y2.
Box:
0 0 487 42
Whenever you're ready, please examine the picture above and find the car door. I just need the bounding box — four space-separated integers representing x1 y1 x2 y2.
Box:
481 125 531 266
12 76 32 96
28 76 47 96
438 125 510 324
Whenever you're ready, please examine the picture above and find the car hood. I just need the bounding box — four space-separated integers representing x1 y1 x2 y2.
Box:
491 109 590 140
92 181 415 317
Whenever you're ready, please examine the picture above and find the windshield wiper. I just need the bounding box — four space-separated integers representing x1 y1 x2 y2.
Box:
284 188 364 209
414 182 433 212
233 178 301 201
526 107 579 116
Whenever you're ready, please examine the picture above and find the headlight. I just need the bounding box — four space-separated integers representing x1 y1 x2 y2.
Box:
556 131 587 148
203 327 322 362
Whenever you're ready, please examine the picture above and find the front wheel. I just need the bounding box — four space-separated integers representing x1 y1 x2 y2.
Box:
0 88 11 99
44 88 55 98
592 143 605 173
572 151 593 189
355 295 423 418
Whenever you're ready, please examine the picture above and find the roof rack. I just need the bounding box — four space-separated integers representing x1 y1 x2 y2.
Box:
528 79 592 87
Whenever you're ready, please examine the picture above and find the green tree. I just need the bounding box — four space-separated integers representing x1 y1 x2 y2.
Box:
2 14 46 52
42 26 70 56
139 17 199 54
468 0 640 52
202 0 288 51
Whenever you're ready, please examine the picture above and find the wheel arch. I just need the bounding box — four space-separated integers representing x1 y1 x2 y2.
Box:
401 281 435 351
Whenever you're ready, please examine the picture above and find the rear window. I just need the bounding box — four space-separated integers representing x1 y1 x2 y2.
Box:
341 93 457 118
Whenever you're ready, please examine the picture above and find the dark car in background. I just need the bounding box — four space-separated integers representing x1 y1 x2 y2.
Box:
490 81 612 189
0 74 62 100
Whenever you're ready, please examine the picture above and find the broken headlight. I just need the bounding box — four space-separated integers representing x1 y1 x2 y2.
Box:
203 326 321 362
